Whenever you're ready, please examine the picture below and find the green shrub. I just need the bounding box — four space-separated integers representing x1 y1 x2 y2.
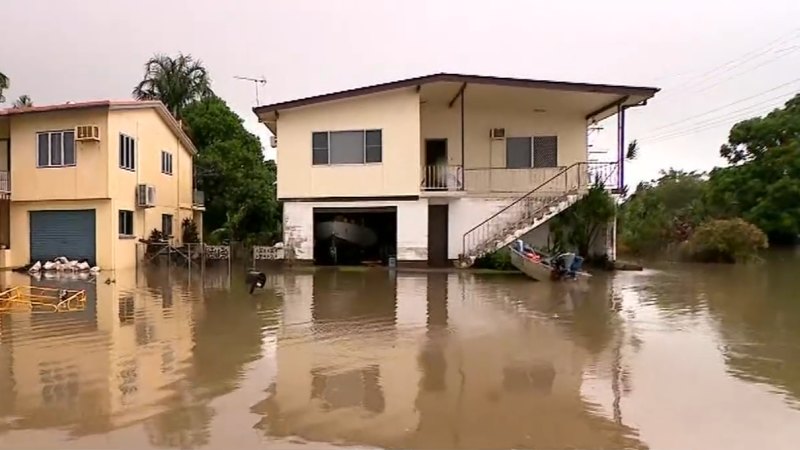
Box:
473 248 515 270
181 218 200 243
684 218 768 263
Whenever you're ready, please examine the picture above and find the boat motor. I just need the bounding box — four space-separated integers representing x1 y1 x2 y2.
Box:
246 270 267 294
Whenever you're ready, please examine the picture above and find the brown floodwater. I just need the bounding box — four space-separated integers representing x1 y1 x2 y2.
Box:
1 251 800 450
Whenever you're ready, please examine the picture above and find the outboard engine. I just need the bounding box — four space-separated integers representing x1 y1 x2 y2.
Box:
246 270 267 294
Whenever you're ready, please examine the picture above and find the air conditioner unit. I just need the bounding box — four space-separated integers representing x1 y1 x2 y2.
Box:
136 184 156 208
490 128 506 140
269 135 278 148
75 125 100 141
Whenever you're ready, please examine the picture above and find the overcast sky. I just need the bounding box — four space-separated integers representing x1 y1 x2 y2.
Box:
2 0 799 186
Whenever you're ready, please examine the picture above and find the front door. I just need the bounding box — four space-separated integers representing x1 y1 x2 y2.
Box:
425 139 447 189
427 204 449 266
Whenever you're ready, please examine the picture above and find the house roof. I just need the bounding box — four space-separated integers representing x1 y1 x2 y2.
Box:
0 100 197 154
253 72 660 119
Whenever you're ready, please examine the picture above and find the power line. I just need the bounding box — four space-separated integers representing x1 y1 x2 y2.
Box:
657 27 800 90
643 77 800 134
687 45 800 94
640 90 796 139
641 102 784 145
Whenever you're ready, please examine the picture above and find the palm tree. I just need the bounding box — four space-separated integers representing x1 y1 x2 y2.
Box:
0 71 9 103
12 94 32 108
132 53 213 119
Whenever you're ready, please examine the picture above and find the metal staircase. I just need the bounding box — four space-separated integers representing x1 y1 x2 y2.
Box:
458 162 618 266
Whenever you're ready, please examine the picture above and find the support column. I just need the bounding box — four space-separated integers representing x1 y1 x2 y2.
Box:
617 105 626 191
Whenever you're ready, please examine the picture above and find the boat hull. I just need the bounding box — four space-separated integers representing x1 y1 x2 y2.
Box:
315 221 378 247
510 248 591 282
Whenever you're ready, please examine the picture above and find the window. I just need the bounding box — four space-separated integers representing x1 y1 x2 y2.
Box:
37 130 75 167
311 130 382 165
161 151 173 175
162 214 173 237
119 134 136 171
505 136 558 168
119 210 134 236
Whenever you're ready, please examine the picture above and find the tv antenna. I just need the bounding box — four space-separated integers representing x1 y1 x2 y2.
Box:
234 75 267 105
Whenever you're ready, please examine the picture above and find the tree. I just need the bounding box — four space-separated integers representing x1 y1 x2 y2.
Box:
550 182 617 257
182 96 280 243
618 170 707 255
132 53 212 119
0 71 8 103
12 94 32 108
707 94 800 244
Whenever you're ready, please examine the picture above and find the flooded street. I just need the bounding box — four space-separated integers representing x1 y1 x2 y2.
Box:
1 252 800 450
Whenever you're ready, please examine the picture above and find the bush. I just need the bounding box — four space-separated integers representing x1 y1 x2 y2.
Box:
473 248 515 271
684 218 768 263
181 218 200 243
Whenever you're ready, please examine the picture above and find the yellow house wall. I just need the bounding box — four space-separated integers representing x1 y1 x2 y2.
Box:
107 108 195 269
9 199 114 268
276 89 421 199
9 108 110 201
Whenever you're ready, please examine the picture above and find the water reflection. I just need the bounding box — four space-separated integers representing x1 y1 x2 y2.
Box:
0 258 799 449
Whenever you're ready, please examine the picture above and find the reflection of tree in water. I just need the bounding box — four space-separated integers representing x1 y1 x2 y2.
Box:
701 258 800 407
144 271 281 448
629 254 800 408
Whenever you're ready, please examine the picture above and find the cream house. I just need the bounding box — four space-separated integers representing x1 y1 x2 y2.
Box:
0 100 204 270
254 73 658 266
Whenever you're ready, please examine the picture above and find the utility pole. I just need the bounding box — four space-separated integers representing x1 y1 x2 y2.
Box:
234 75 267 105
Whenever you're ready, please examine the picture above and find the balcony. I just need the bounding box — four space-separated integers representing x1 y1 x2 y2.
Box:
421 163 618 195
193 190 205 206
0 171 9 195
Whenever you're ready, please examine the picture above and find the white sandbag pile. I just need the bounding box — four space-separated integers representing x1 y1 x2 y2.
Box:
28 256 100 274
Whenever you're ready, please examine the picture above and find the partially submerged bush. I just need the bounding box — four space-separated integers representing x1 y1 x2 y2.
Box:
684 218 768 263
473 248 515 271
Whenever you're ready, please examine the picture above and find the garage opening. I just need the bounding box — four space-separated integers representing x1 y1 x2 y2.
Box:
313 207 396 265
30 210 97 265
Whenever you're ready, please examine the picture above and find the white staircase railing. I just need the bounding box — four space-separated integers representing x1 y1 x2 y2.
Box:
460 162 618 262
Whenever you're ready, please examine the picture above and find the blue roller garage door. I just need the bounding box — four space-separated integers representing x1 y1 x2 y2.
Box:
30 210 96 265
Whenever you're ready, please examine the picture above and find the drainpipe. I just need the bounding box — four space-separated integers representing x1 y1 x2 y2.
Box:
460 86 465 174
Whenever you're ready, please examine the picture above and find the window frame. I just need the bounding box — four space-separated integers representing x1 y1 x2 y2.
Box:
161 214 173 237
36 130 76 168
119 210 134 237
311 129 382 166
161 150 173 175
119 133 136 171
505 135 558 169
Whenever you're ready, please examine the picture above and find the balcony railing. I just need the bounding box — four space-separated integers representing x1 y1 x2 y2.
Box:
0 171 9 194
193 190 205 206
421 165 463 191
422 164 618 194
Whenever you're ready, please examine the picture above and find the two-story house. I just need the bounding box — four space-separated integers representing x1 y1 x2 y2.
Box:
0 100 204 270
254 73 658 266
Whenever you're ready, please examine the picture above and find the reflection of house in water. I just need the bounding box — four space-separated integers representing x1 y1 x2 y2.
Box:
0 269 200 435
256 271 644 449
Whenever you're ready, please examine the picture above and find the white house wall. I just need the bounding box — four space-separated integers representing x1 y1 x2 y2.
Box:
283 199 429 261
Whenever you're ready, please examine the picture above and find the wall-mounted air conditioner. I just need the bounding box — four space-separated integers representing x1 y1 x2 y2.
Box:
136 184 156 208
269 135 278 148
490 128 506 140
75 125 100 141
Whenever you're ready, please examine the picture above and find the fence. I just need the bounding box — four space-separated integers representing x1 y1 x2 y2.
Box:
137 242 231 272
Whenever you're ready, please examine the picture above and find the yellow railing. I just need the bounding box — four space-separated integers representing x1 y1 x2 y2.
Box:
0 286 87 313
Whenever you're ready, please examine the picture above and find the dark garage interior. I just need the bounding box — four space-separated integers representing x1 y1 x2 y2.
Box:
313 207 397 265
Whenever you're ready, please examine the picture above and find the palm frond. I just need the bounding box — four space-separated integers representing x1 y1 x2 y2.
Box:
132 53 213 119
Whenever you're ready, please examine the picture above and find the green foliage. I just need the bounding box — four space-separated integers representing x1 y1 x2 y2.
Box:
550 183 616 257
132 53 212 119
182 96 280 243
12 94 32 108
619 170 707 255
684 218 768 263
707 95 800 244
0 71 8 103
473 247 515 271
181 218 199 243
